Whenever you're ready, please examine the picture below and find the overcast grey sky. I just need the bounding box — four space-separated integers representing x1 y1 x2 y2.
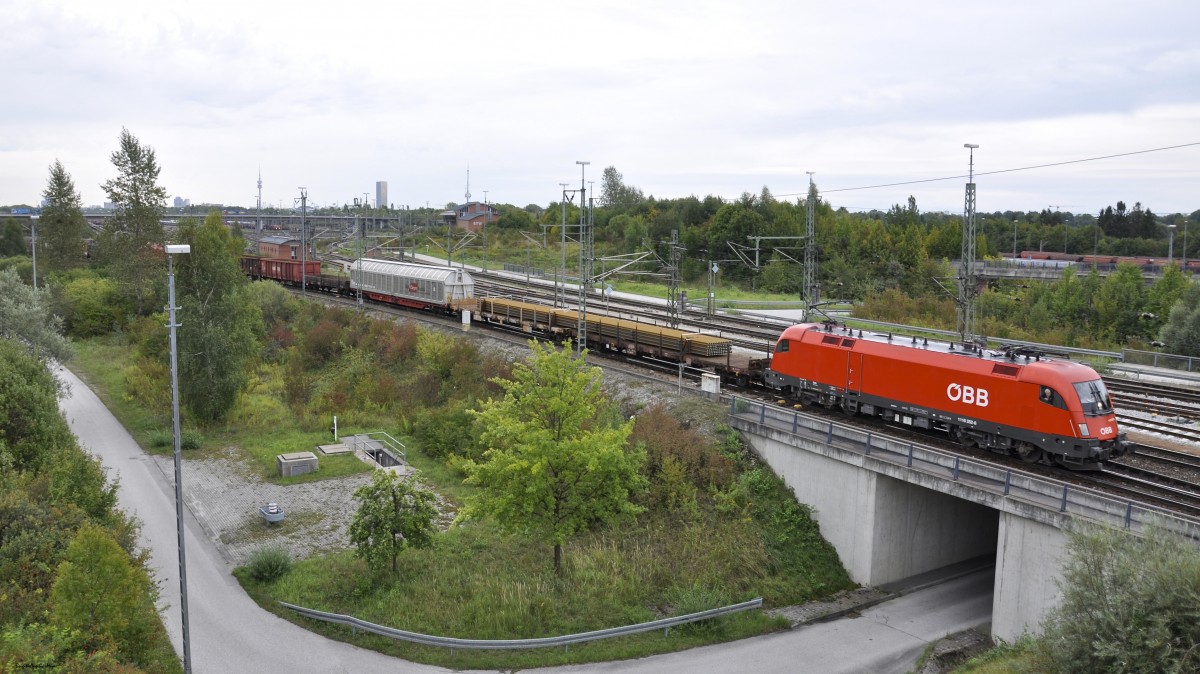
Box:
3 0 1198 216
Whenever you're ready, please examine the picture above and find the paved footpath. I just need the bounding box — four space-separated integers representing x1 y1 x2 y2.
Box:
58 366 447 674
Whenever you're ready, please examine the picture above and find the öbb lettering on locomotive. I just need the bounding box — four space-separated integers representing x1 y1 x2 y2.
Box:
947 383 989 407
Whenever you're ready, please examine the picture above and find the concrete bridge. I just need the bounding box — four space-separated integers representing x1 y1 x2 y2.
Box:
726 397 1199 642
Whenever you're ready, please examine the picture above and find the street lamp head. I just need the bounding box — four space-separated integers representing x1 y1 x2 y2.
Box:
576 160 590 166
964 143 979 149
166 244 191 255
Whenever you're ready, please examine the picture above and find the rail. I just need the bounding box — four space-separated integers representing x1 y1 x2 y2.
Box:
727 396 1200 538
280 597 763 652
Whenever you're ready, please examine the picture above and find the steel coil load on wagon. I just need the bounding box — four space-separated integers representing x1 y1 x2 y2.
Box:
350 259 476 311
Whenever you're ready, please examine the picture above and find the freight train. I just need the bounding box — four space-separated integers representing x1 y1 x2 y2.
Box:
241 256 475 313
245 255 1129 470
764 322 1130 470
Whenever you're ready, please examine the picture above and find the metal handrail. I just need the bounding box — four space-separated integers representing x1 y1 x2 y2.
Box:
281 597 762 651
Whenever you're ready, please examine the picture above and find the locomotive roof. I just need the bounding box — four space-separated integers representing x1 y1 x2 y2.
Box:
353 259 474 284
780 322 1100 381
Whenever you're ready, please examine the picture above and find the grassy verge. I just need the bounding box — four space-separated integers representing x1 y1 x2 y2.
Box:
235 507 833 670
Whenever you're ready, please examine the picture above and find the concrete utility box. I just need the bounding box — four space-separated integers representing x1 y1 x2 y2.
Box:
277 451 318 477
701 373 721 400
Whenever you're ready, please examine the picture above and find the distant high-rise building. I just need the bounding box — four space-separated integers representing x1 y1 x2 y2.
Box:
174 196 185 208
376 181 388 209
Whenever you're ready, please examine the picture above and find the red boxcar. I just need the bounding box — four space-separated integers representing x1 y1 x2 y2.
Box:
241 256 322 285
765 323 1129 469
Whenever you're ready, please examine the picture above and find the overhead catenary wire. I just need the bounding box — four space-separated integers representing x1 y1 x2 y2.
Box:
775 141 1200 197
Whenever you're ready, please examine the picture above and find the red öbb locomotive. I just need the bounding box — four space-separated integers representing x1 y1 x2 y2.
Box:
764 322 1131 470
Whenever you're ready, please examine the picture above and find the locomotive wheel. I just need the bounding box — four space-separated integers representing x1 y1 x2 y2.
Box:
840 398 856 416
950 426 968 446
1016 443 1044 464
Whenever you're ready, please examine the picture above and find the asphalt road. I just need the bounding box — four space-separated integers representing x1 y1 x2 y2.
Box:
59 365 993 673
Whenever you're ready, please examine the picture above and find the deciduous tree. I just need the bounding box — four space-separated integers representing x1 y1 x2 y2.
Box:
98 128 167 315
176 211 262 421
1159 281 1200 357
0 218 26 257
463 340 645 574
50 525 157 663
39 160 89 274
1094 263 1149 342
0 267 71 363
348 470 438 576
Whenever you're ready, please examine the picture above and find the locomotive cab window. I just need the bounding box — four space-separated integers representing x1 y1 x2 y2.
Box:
1073 379 1114 416
1038 387 1066 409
777 339 790 353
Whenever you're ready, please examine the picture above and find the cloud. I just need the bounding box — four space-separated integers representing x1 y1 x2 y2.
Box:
1 0 1197 214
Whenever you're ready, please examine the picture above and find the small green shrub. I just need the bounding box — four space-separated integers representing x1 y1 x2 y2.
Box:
665 583 734 636
247 545 292 582
148 428 202 450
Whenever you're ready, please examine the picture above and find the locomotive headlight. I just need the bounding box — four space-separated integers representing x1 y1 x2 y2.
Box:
1078 423 1090 436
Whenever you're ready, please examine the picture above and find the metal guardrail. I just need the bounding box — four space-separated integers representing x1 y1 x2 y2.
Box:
281 597 763 653
727 396 1200 538
1123 348 1198 373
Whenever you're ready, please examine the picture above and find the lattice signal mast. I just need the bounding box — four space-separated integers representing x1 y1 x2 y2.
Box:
803 172 817 321
958 144 979 346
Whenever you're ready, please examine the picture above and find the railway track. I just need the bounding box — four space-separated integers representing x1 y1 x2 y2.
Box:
1116 415 1199 443
283 262 1200 521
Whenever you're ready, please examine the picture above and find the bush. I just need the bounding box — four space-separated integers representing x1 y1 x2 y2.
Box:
1037 524 1200 673
247 545 292 582
664 583 734 636
147 428 202 450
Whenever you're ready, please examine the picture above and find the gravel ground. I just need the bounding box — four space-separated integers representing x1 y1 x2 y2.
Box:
159 447 375 567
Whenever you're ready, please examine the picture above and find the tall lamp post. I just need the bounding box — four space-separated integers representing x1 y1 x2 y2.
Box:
30 216 38 290
1168 223 1176 267
165 244 193 674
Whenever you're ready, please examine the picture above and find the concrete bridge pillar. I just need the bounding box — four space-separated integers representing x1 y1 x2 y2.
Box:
992 512 1069 641
743 429 997 587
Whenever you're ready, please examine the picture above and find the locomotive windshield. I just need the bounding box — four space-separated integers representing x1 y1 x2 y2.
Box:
1073 379 1113 415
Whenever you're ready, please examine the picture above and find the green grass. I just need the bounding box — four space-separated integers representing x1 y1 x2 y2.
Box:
70 336 371 483
950 636 1046 673
235 511 824 670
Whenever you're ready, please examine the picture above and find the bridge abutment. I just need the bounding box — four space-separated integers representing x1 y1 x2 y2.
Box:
730 413 1073 642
